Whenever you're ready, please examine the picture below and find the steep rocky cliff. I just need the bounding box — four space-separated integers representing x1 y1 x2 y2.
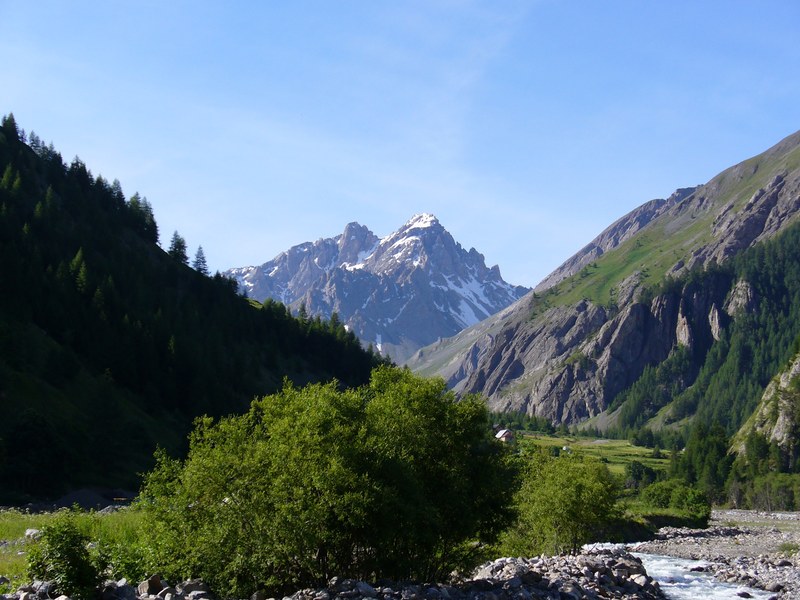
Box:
409 129 800 425
451 273 742 424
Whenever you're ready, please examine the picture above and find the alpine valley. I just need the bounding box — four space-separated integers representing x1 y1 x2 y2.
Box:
226 214 529 363
7 105 800 510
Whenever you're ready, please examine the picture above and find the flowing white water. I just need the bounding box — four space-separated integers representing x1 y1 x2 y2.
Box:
582 544 775 599
633 553 774 600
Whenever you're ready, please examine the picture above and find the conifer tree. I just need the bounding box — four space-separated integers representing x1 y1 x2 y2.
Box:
192 245 209 275
168 231 188 265
1 113 19 142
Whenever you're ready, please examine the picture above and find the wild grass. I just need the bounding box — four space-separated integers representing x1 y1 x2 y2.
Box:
519 433 669 476
779 541 799 556
0 508 145 594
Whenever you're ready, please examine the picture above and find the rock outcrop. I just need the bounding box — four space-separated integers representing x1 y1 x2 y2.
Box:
451 274 735 424
734 352 800 454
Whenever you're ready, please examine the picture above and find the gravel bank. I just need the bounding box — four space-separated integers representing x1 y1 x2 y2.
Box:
2 549 665 600
632 510 800 598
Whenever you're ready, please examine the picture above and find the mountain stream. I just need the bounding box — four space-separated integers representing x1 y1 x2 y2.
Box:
584 543 775 599
634 552 774 599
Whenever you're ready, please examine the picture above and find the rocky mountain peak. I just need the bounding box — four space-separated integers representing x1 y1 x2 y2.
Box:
403 212 440 231
338 222 379 267
226 215 529 363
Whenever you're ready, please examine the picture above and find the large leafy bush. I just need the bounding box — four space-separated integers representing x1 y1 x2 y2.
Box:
140 367 516 596
500 451 619 555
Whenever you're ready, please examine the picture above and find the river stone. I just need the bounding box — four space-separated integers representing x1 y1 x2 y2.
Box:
180 580 209 595
100 584 117 600
355 582 376 598
116 583 138 600
157 588 177 599
558 585 580 600
32 580 54 598
766 581 783 592
139 576 164 596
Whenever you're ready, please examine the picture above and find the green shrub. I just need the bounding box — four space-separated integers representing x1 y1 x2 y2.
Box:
640 479 681 508
669 486 711 522
140 367 517 597
95 535 151 584
500 451 620 555
779 542 799 556
26 511 102 600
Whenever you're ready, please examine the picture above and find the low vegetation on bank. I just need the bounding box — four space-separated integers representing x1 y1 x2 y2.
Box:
1 368 716 600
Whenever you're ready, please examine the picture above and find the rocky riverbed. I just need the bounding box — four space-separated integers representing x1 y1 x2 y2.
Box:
2 549 663 600
632 509 800 598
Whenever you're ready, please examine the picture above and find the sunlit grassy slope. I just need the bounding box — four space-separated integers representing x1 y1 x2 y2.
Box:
523 142 800 314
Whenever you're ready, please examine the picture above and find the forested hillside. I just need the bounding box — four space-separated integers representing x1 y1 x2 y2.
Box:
0 114 385 502
609 220 800 437
547 205 800 507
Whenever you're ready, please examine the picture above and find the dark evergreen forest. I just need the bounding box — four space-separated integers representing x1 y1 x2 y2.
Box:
0 114 386 502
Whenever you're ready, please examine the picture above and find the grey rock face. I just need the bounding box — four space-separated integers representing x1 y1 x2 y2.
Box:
725 279 758 317
456 274 735 425
227 214 528 363
702 173 793 267
735 352 800 454
708 304 724 342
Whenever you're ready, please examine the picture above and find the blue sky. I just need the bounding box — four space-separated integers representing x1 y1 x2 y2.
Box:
2 1 799 287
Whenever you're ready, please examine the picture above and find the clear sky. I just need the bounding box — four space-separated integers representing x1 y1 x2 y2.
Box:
2 1 799 287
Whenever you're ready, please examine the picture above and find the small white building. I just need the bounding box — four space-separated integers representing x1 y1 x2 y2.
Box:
495 429 515 443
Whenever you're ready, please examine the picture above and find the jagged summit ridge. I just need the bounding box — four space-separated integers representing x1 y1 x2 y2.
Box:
227 214 529 362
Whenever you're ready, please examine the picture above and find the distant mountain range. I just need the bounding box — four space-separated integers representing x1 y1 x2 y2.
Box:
227 214 529 363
